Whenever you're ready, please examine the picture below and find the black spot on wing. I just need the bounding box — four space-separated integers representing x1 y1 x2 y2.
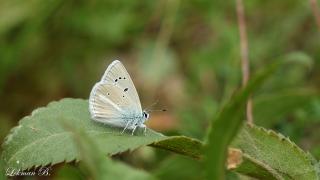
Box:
124 88 128 92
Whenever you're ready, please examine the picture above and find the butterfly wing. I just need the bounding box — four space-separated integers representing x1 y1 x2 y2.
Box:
89 82 140 127
100 60 142 112
89 60 143 127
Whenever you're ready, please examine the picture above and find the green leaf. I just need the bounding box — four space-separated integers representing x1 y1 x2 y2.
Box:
66 123 153 180
227 148 283 180
205 61 281 180
231 124 320 180
254 88 319 127
1 98 202 170
151 136 203 159
1 98 167 170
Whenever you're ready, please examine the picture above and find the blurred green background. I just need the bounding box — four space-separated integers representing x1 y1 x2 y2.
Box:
0 0 320 179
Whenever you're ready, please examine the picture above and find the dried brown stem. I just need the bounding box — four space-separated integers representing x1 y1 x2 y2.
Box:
236 0 253 124
310 0 320 31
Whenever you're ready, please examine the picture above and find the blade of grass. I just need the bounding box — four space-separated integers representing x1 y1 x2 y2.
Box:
205 61 282 180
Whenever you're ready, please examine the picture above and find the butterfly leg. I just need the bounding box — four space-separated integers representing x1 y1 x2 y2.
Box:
121 121 131 134
140 124 147 135
131 125 137 136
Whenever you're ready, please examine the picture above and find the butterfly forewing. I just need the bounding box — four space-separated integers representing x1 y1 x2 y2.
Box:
100 60 142 112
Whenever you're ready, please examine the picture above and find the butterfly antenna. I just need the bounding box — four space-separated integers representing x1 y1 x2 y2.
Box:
148 109 167 112
144 100 159 112
144 100 167 113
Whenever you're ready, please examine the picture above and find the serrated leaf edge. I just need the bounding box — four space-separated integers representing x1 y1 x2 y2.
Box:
1 98 167 170
245 124 319 179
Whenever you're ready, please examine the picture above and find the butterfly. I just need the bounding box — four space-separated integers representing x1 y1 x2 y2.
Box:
89 60 149 135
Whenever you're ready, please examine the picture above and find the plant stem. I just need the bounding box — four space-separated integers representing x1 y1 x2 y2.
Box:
236 0 253 124
310 0 320 31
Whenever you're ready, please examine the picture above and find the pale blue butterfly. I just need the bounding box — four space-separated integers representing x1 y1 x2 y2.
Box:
89 60 149 135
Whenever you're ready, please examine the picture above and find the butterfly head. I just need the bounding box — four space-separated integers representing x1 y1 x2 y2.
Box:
142 111 150 121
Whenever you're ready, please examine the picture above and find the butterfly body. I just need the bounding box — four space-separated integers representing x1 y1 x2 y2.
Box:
89 60 149 135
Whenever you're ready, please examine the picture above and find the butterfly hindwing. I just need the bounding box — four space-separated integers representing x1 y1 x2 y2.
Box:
89 82 140 127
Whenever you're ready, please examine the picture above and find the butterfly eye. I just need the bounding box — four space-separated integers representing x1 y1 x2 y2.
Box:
143 112 149 119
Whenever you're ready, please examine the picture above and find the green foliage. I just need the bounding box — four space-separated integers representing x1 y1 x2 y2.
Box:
154 155 204 180
205 62 280 180
0 158 5 179
54 165 86 180
67 124 153 180
1 0 320 179
1 99 166 170
1 96 320 179
151 136 203 159
254 88 319 127
0 98 202 171
232 125 320 179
